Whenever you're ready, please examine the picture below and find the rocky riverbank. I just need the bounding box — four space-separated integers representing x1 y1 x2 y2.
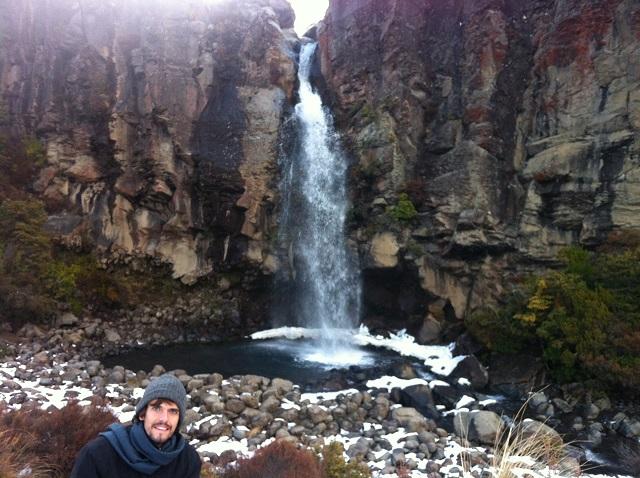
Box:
1 325 639 477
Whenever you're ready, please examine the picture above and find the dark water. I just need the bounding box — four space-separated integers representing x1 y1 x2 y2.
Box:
102 338 420 387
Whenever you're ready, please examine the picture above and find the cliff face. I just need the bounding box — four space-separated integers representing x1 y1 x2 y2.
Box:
2 0 640 336
317 0 640 333
0 0 297 284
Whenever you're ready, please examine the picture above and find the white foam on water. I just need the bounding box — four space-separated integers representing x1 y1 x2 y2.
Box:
250 325 466 377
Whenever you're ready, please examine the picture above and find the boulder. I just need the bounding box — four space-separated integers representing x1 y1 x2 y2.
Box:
454 410 502 445
520 419 563 448
449 355 488 390
431 383 460 409
416 315 442 345
399 385 440 420
391 407 429 432
489 354 546 397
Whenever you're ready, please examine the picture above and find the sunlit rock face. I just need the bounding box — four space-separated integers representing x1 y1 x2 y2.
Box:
0 0 297 283
317 0 640 327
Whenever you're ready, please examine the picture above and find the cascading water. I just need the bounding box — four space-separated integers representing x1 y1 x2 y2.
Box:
277 41 363 365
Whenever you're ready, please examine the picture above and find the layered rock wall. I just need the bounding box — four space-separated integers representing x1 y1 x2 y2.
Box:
0 0 297 283
2 0 639 337
317 0 640 331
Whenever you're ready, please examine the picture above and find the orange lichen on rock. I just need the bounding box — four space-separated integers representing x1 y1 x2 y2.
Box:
536 0 621 73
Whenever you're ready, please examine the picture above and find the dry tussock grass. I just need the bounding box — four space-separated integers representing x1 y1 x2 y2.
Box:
456 396 577 478
0 399 116 477
223 440 323 478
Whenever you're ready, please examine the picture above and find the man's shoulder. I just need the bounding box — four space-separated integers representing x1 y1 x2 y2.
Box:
81 434 115 456
182 441 201 460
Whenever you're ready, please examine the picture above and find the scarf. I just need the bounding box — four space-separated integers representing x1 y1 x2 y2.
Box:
100 422 186 475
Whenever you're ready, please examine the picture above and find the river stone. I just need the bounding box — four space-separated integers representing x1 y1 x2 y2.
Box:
84 323 98 337
260 395 281 413
226 398 246 414
529 391 548 410
619 418 640 438
269 378 294 395
182 409 201 429
399 385 440 420
251 411 272 428
594 396 612 411
431 383 459 408
241 375 269 390
454 411 502 445
308 405 330 424
278 408 299 422
391 407 429 432
209 418 232 438
33 351 49 365
521 419 563 447
347 437 371 458
208 373 223 387
552 398 573 414
58 312 79 327
241 393 260 409
149 364 166 376
449 355 488 390
370 395 391 420
204 395 225 414
581 403 600 420
104 329 122 343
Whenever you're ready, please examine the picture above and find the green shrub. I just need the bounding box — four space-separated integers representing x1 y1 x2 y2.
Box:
466 245 640 391
0 199 51 278
321 442 370 478
23 136 46 168
0 400 116 478
466 289 535 356
0 134 46 198
387 193 417 222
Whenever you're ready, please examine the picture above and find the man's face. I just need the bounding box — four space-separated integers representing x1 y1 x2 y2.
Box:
139 399 180 445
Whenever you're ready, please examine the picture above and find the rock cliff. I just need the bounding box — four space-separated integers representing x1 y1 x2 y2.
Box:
316 0 640 335
0 0 297 284
2 0 639 338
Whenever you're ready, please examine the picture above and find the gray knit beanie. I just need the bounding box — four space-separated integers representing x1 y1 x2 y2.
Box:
135 374 186 428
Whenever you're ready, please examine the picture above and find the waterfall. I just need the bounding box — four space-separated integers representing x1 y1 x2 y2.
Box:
277 41 362 363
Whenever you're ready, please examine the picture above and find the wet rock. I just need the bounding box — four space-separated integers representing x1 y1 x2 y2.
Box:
488 354 545 397
619 418 640 438
431 383 460 409
449 356 488 391
552 397 573 414
400 385 440 420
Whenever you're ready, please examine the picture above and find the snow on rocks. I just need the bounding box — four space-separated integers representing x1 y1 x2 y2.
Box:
1 329 636 478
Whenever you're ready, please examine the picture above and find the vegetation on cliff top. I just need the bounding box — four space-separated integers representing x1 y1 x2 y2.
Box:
0 197 188 327
466 239 640 392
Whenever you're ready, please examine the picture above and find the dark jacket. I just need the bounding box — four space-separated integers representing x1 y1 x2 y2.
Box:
70 435 201 478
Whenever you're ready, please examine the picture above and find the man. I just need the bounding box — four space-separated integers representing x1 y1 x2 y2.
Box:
71 374 201 477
